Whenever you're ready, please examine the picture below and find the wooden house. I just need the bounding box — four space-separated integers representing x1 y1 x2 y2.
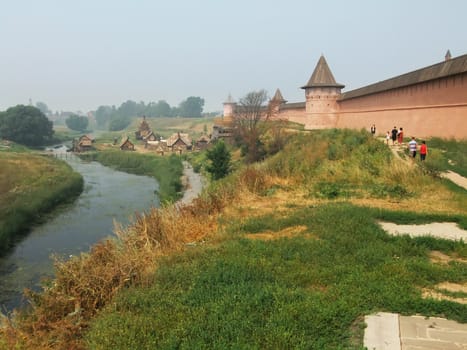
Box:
120 136 135 151
135 116 151 140
166 132 192 153
72 135 94 152
143 131 159 142
195 134 211 150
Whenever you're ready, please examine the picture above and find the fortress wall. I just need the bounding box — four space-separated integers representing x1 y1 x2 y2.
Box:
276 107 307 125
340 74 467 110
336 105 467 139
336 73 467 139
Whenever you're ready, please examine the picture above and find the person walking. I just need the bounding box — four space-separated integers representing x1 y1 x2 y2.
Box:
408 137 417 160
385 131 390 145
397 127 404 145
391 126 398 145
420 140 427 161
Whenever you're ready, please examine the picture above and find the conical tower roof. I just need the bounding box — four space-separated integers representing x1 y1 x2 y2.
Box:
301 55 344 89
224 93 235 104
271 88 287 103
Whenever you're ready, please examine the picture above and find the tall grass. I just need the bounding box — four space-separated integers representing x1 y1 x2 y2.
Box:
424 137 467 177
81 151 183 204
0 152 83 253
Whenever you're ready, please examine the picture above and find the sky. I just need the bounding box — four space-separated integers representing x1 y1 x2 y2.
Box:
1 0 466 114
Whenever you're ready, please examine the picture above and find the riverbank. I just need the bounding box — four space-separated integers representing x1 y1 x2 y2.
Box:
79 150 184 204
0 150 83 254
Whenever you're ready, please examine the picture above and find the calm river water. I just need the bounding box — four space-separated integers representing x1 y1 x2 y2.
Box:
0 146 159 312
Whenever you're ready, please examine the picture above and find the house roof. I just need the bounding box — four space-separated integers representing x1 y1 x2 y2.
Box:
340 53 467 101
301 55 345 89
224 93 235 104
280 102 306 110
79 134 93 141
119 136 133 148
166 133 192 147
143 131 157 140
197 134 211 143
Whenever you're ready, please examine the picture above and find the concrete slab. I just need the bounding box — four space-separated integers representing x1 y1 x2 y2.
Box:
364 313 467 350
364 312 401 350
400 316 467 350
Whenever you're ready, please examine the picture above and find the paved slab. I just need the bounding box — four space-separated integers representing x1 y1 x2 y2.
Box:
364 313 467 350
364 312 401 350
378 221 467 241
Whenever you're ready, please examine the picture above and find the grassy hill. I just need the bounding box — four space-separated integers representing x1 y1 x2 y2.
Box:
1 128 466 349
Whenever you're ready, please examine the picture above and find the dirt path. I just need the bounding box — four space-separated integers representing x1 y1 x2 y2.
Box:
178 161 204 205
442 170 467 190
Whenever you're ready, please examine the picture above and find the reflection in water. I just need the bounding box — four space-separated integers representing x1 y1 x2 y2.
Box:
0 147 159 312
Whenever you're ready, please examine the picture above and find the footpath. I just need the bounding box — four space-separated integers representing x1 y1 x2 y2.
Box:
364 140 467 349
365 312 467 350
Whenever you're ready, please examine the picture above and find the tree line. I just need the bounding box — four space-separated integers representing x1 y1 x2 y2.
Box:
95 97 205 131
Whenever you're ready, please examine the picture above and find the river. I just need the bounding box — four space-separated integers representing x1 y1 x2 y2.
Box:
0 146 160 312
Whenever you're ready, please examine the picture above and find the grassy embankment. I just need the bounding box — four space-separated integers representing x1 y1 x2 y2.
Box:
1 129 466 349
0 143 83 254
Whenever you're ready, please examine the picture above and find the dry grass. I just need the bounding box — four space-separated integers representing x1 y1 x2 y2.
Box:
422 282 467 305
0 193 223 349
244 225 312 240
429 251 467 265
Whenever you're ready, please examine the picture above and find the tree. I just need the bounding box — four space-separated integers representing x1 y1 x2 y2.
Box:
35 101 50 115
178 96 205 117
232 89 270 163
95 105 115 128
206 140 231 180
155 100 172 117
109 115 131 131
0 105 53 146
65 114 89 132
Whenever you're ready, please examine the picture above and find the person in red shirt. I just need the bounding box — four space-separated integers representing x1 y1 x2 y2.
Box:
420 140 427 161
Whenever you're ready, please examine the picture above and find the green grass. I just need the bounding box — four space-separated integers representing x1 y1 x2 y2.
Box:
0 151 83 252
424 137 467 177
85 203 466 349
80 150 183 204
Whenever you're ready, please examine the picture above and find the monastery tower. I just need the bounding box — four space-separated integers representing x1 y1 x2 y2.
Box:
301 55 345 129
223 94 236 118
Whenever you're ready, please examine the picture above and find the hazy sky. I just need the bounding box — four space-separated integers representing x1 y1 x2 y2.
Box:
1 0 466 113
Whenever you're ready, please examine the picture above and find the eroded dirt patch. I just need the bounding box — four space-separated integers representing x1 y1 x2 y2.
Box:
245 225 311 240
422 282 467 304
429 250 467 265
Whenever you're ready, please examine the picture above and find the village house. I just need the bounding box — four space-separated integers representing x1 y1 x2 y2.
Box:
120 136 135 151
222 51 467 139
166 132 192 153
143 131 159 142
72 135 94 152
135 116 151 140
195 134 211 150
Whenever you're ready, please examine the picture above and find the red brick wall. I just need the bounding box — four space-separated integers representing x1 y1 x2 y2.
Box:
336 73 467 139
